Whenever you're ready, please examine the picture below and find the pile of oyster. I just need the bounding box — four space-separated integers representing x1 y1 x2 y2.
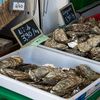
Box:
44 18 100 61
0 56 100 98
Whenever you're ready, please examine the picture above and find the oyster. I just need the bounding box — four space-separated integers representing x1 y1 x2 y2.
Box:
66 31 90 38
71 24 90 32
0 56 23 69
51 75 83 96
64 69 77 77
91 26 100 34
26 82 53 92
90 47 100 58
78 35 100 52
42 68 67 85
0 68 30 80
15 64 38 72
29 66 54 82
87 18 98 27
44 38 68 50
64 48 86 57
75 65 100 81
53 29 68 43
78 35 89 43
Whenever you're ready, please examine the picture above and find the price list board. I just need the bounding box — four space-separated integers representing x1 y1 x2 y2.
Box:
60 3 77 25
11 18 43 47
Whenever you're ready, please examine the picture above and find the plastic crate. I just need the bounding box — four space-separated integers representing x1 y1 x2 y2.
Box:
0 46 100 100
0 86 32 100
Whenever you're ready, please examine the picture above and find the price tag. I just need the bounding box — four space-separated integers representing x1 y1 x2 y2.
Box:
9 0 26 11
11 18 48 47
60 3 77 25
30 35 48 47
13 2 25 11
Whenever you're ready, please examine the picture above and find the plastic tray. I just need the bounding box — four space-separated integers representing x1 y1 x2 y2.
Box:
0 86 31 100
0 46 100 100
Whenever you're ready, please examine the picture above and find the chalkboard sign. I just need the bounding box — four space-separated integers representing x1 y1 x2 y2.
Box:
11 18 42 47
60 3 77 25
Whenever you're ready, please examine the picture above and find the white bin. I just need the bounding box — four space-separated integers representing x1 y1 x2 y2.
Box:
0 46 100 100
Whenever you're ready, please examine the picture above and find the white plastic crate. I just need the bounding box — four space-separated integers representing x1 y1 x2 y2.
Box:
0 46 100 100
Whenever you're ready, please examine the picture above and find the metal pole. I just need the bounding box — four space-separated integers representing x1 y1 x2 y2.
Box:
38 0 42 29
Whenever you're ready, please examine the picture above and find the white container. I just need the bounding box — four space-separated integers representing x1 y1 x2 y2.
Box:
0 46 100 100
39 45 100 65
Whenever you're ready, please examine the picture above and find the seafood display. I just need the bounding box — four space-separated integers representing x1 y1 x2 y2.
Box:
0 56 100 98
44 18 100 62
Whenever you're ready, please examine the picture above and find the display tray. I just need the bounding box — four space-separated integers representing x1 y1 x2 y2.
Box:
0 46 100 100
39 18 100 64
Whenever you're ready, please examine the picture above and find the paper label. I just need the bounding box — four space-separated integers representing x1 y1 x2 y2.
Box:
13 2 25 11
30 35 48 47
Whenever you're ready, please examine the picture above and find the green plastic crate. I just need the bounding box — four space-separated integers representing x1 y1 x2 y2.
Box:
0 86 32 100
87 89 100 100
70 0 96 10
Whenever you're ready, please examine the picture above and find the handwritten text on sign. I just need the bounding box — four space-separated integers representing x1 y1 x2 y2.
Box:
60 3 76 25
13 2 25 11
17 25 40 43
11 19 42 46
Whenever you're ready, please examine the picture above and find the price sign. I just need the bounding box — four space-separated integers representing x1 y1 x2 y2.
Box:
13 2 25 11
9 0 26 11
11 18 43 47
60 3 77 25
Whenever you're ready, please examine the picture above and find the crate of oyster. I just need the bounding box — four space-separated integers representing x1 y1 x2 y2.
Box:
41 17 100 63
0 46 100 100
0 0 19 29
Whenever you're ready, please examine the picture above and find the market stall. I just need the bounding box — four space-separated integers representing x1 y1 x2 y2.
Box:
0 0 100 100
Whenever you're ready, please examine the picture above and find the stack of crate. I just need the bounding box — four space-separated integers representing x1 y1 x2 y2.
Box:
0 0 19 29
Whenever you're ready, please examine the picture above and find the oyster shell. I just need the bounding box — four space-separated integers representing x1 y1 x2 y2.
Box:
29 66 54 82
64 48 86 57
26 82 53 92
91 26 100 34
0 56 23 69
75 65 100 81
42 68 67 85
90 47 100 57
44 38 68 50
51 75 83 96
53 29 68 43
0 68 30 80
71 24 91 32
66 31 90 38
78 35 100 52
15 64 38 72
